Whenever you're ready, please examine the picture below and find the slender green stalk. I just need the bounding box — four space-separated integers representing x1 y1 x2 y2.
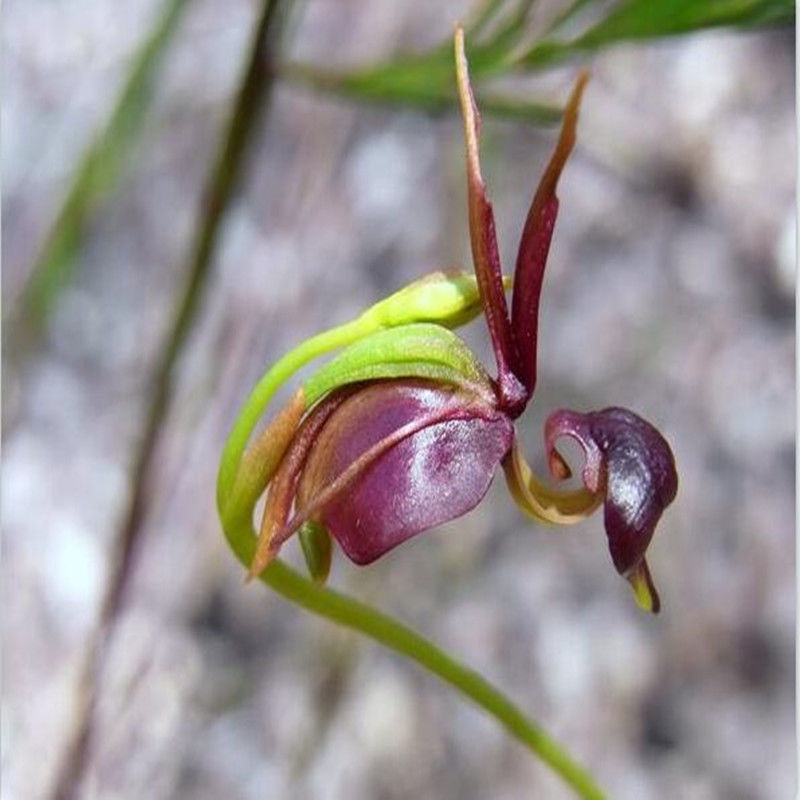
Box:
106 0 291 623
224 514 606 799
264 563 606 799
217 319 365 512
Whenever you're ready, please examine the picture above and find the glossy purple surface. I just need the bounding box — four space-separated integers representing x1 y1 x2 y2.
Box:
298 381 514 564
511 196 558 394
545 406 678 575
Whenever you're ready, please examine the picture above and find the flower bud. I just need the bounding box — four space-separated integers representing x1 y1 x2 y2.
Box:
359 270 508 331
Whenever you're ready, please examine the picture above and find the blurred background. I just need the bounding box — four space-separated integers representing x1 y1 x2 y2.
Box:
2 1 796 798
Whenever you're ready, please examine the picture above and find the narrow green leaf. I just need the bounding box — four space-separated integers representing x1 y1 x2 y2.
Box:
20 0 192 330
521 0 794 66
577 0 794 43
282 60 561 123
280 1 557 123
285 0 793 110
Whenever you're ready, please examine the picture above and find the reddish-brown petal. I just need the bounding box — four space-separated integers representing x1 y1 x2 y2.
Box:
511 72 588 393
454 27 526 415
223 387 306 523
248 390 351 579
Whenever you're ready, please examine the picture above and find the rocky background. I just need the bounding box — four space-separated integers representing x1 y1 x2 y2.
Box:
3 1 796 798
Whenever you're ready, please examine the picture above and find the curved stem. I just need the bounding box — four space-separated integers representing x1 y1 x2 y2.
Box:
217 271 491 515
217 319 365 512
266 562 605 798
223 517 606 799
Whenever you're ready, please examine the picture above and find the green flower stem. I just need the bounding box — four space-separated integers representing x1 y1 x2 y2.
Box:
223 515 605 799
264 561 606 800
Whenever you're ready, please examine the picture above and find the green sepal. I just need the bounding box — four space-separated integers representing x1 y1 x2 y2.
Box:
303 323 493 407
299 519 333 584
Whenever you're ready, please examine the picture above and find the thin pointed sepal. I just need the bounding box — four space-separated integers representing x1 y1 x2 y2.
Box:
511 71 589 394
224 388 306 527
454 26 525 414
247 391 351 580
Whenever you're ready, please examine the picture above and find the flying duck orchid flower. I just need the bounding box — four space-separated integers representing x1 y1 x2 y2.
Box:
216 28 677 613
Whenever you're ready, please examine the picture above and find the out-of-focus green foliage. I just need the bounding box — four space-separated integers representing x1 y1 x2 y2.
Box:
281 0 558 121
285 0 794 109
16 0 794 340
521 0 795 65
19 0 191 333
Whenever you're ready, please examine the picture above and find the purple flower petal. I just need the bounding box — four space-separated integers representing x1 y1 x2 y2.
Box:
297 381 514 564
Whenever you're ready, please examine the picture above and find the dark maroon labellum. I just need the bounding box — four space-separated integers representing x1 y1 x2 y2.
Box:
296 381 514 564
546 407 678 577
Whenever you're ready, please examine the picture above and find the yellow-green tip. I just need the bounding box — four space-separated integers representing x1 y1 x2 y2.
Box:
627 559 661 614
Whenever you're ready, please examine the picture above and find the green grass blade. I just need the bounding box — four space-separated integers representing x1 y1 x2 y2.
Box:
44 2 293 797
281 59 561 123
521 0 794 66
280 0 550 122
284 0 793 104
578 0 795 43
19 0 192 334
